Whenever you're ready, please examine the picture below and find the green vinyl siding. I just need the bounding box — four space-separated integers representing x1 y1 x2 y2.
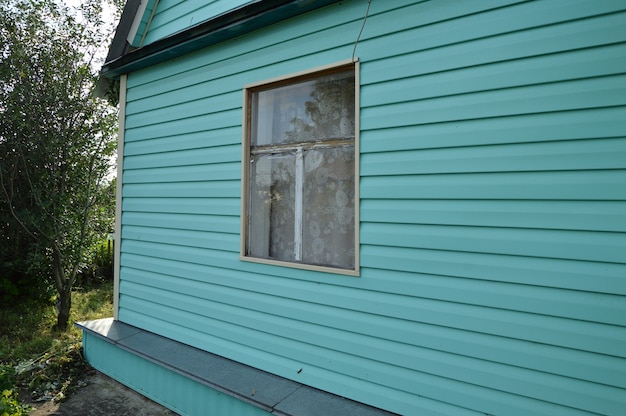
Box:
138 0 251 46
117 0 626 414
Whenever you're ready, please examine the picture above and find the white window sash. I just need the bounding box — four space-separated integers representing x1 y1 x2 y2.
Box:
294 147 304 261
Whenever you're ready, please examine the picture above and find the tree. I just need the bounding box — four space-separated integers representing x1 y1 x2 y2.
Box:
0 0 118 330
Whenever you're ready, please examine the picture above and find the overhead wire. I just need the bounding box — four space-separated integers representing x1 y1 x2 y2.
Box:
352 0 372 61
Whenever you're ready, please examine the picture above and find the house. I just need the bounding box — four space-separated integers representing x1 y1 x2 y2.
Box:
78 1 626 414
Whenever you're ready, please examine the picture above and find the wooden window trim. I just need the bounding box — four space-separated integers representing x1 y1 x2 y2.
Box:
240 59 360 276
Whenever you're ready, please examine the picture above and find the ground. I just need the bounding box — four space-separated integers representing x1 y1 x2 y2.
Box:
25 371 177 416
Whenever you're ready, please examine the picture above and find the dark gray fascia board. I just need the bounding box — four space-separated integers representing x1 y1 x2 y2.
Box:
104 0 143 64
94 0 142 99
100 0 340 79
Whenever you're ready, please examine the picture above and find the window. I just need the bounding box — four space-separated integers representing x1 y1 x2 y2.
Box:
241 62 359 274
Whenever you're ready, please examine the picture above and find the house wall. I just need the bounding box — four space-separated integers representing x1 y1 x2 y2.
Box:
118 1 626 414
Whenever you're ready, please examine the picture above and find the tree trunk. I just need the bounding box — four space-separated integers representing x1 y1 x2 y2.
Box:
52 247 73 332
57 288 72 331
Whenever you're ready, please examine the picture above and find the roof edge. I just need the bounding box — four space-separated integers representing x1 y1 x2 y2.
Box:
100 0 340 79
104 0 144 64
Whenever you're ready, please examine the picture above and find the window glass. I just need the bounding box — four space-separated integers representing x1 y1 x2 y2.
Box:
251 70 355 146
249 153 296 261
302 146 355 269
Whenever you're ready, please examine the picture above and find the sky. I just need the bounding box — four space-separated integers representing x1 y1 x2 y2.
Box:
57 0 121 66
60 0 118 23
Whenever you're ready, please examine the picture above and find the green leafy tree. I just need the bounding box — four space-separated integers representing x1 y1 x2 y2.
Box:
0 0 118 330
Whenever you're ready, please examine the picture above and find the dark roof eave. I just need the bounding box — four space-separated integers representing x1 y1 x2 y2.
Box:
100 0 340 79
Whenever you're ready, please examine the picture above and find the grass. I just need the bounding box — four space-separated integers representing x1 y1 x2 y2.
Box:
0 281 113 362
0 280 114 405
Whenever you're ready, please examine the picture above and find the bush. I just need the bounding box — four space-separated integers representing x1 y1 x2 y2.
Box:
0 238 54 306
0 389 29 416
0 365 16 392
92 239 114 280
0 365 29 416
0 390 25 416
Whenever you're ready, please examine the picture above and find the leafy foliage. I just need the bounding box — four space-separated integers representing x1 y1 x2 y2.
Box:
0 366 16 393
0 365 29 416
0 388 29 416
0 0 118 330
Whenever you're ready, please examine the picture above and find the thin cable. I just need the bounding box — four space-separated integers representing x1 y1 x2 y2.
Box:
352 0 372 61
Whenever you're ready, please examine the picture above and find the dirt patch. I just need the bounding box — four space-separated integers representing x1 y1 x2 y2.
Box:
25 371 177 416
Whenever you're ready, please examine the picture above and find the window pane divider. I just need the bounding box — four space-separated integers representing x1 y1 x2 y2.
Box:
250 137 354 155
294 147 304 261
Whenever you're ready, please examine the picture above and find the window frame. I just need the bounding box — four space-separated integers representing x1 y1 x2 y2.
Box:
240 59 360 276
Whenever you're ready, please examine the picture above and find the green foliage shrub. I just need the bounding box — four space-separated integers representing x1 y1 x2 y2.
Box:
92 239 114 279
0 226 53 305
0 389 26 416
0 365 29 416
74 238 114 290
0 365 16 392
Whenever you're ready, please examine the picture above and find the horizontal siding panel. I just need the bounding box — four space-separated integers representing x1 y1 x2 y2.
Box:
362 75 626 131
124 109 240 142
362 11 626 82
357 269 626 328
126 30 357 105
361 223 626 264
126 47 347 110
121 240 278 278
122 212 239 234
130 36 624 128
127 74 229 108
122 197 239 216
118 282 605 416
361 138 626 175
121 253 626 389
340 290 626 358
125 41 354 102
364 0 525 40
360 244 626 295
126 59 239 103
122 251 626 328
123 128 240 156
125 91 240 128
120 271 625 415
118 245 625 358
122 277 424 383
361 199 626 232
363 43 626 106
123 162 240 183
124 144 240 170
360 107 626 153
123 181 240 198
126 49 348 114
122 225 238 252
361 170 626 200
